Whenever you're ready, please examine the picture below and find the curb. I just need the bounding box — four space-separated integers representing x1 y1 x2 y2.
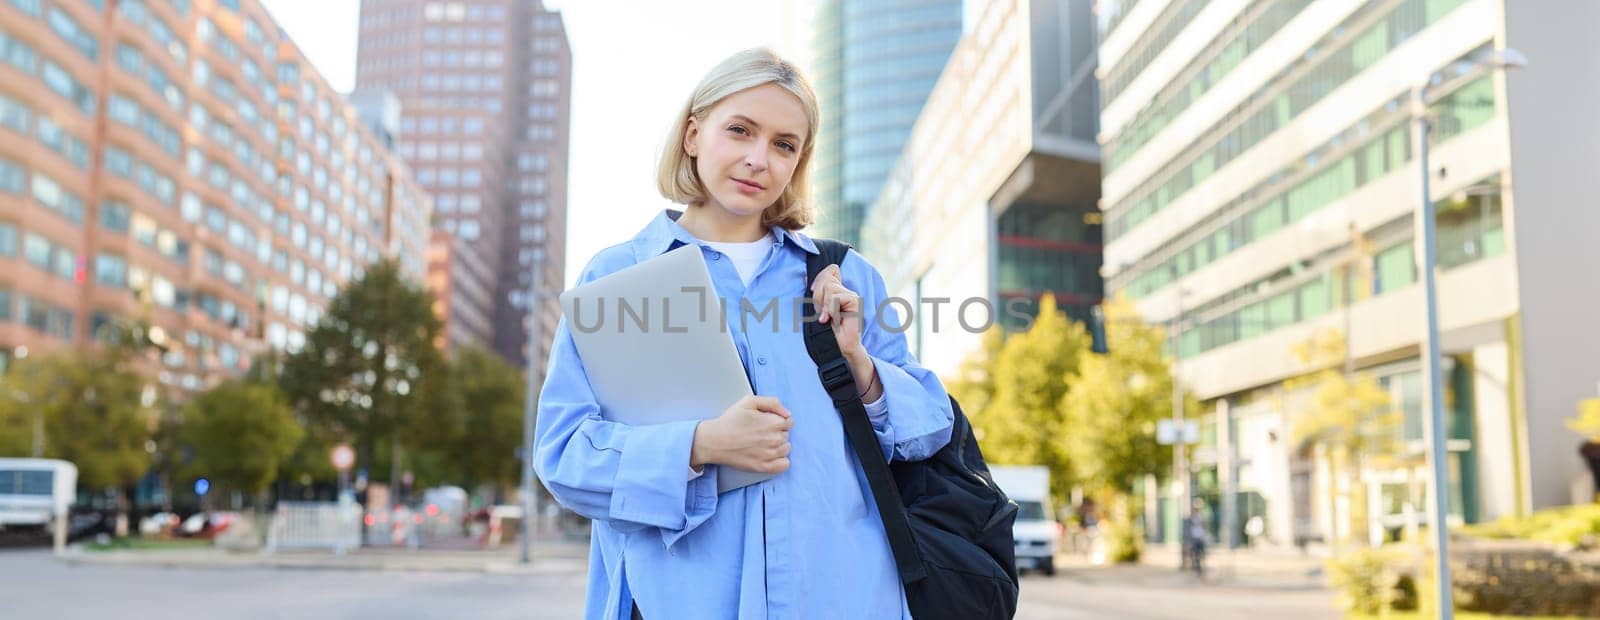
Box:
59 549 588 576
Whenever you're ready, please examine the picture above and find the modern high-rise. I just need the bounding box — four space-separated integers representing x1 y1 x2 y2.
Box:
0 0 432 387
810 0 963 248
859 0 1102 376
1099 0 1600 546
354 0 570 370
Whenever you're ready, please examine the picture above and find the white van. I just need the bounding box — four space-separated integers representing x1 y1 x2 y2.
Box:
989 465 1059 575
0 458 77 548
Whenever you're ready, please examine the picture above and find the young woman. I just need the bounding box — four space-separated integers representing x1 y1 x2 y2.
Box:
534 48 954 620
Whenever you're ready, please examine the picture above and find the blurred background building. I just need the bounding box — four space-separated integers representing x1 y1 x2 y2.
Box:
809 0 963 248
1097 0 1600 546
857 0 1102 376
354 0 571 371
0 0 432 386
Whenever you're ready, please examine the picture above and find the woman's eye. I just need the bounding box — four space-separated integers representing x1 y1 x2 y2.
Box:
727 125 748 135
777 141 796 152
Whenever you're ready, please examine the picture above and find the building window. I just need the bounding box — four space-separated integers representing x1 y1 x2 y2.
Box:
0 220 14 257
0 91 30 133
95 254 128 287
31 174 84 223
22 232 49 269
0 156 22 195
48 7 98 60
100 200 131 232
8 0 42 17
1374 243 1417 294
103 145 134 177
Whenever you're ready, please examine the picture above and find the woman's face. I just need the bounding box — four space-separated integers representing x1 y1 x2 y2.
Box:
684 83 808 218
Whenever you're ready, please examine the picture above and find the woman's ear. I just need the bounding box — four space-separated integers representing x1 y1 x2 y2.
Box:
683 116 700 158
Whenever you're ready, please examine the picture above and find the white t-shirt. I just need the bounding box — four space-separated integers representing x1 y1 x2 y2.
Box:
688 233 887 479
702 234 776 288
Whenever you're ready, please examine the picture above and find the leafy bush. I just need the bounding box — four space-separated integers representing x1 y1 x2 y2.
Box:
1329 539 1600 617
1327 547 1418 614
1452 543 1600 616
1459 503 1600 548
1103 516 1142 564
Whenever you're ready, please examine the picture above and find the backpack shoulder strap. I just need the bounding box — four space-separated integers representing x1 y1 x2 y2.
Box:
800 238 927 585
804 238 852 285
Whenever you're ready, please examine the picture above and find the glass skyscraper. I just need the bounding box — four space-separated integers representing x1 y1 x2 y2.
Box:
810 0 963 249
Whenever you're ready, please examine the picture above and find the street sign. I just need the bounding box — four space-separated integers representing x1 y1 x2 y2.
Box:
194 478 210 496
331 444 355 471
1157 419 1200 445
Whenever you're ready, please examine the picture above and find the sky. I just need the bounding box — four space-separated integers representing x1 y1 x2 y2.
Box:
262 0 814 288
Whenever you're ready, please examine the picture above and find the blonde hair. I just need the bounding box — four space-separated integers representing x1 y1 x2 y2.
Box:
657 48 820 230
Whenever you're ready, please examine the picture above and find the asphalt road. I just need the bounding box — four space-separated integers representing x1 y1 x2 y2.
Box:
1 548 1338 619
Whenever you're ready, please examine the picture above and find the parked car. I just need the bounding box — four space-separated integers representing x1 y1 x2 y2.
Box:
990 466 1060 576
177 512 237 539
138 511 181 536
66 510 116 543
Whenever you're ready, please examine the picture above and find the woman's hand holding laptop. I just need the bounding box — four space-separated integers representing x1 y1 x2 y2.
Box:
690 396 794 475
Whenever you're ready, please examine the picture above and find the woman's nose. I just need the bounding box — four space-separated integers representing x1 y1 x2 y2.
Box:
745 147 768 171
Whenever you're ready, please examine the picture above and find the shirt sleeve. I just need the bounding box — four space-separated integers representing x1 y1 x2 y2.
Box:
846 250 955 463
862 394 888 424
533 315 720 550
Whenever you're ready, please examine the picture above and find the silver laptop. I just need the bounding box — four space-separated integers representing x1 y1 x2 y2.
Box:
558 244 774 493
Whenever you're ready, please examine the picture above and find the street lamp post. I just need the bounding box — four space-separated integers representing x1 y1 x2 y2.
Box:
1171 285 1188 515
1410 48 1524 620
519 252 545 565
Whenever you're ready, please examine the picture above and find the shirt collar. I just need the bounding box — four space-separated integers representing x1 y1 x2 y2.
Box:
630 209 819 262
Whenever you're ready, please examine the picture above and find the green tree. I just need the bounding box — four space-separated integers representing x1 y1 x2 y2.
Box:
0 382 32 455
147 402 187 512
246 351 336 495
278 259 446 493
181 381 303 507
1060 294 1189 497
945 327 1004 421
0 347 152 522
1285 329 1402 551
423 346 525 499
970 295 1087 503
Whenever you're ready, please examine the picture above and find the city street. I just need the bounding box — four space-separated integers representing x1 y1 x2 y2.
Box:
1 548 589 620
1015 568 1338 620
1 547 1337 619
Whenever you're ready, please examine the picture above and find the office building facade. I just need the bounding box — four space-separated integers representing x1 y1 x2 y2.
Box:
0 0 432 387
355 0 570 368
1099 0 1600 545
860 0 1102 376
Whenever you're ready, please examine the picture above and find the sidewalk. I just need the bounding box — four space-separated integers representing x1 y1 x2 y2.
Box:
1058 544 1329 592
60 536 590 575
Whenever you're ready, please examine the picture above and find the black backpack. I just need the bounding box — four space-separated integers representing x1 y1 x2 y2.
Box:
802 239 1020 619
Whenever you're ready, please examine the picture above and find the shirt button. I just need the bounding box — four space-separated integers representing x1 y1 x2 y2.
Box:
709 253 721 261
757 356 768 365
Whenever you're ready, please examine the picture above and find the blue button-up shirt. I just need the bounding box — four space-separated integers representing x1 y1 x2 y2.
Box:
535 209 954 620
